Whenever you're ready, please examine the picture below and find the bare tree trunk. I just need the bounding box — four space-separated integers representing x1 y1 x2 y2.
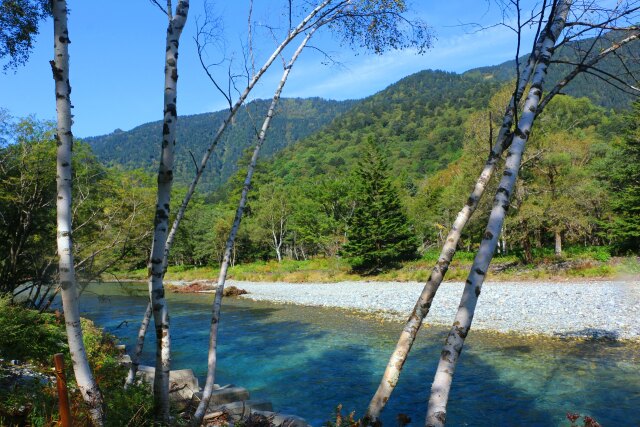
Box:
50 1 105 424
191 29 315 427
425 3 571 425
147 1 189 422
555 230 562 256
125 301 152 388
129 4 331 403
501 226 507 256
363 18 552 424
131 5 330 372
273 229 283 262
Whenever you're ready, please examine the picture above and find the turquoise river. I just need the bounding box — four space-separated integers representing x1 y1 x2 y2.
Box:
74 283 639 426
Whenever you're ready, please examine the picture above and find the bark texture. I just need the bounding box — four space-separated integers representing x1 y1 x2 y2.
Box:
425 2 572 426
191 30 315 427
50 1 105 424
125 301 152 388
363 24 553 425
147 1 189 422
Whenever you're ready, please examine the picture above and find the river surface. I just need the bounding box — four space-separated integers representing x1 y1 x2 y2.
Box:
75 283 640 426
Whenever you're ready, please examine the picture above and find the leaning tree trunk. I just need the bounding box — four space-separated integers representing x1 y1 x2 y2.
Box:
130 0 331 386
124 302 152 388
363 22 553 424
163 0 331 264
50 1 105 425
191 29 315 427
147 1 189 422
425 2 571 426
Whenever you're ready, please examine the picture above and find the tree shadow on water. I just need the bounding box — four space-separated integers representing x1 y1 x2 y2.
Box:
232 339 559 427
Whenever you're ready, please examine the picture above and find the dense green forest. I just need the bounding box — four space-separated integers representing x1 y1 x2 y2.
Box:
3 49 640 282
465 29 640 110
166 88 639 270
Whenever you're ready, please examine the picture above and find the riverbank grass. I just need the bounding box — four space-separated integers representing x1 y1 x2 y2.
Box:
113 246 638 283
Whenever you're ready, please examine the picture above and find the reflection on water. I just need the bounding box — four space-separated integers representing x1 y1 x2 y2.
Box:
74 283 640 426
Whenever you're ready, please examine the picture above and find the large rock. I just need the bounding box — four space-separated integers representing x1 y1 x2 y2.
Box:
192 386 250 409
211 399 273 420
251 410 311 427
136 365 200 409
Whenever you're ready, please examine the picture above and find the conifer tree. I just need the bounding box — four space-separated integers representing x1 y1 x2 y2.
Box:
342 136 418 273
608 100 640 253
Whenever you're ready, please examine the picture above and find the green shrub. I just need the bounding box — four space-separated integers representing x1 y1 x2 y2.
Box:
0 297 155 425
0 296 66 364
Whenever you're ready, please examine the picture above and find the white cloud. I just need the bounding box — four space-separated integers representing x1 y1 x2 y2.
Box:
282 22 537 100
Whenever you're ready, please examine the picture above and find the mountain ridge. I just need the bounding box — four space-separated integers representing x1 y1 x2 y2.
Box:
86 30 639 192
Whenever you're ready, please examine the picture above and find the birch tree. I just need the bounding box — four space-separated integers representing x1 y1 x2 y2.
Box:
254 182 292 263
128 0 431 387
145 0 189 422
190 3 431 424
126 0 333 391
50 0 104 424
364 6 553 422
424 2 573 425
191 30 316 425
365 1 640 422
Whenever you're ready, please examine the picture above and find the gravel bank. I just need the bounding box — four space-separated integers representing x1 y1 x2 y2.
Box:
226 280 640 339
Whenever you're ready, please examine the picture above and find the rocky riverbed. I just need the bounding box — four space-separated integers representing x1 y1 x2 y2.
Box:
219 280 640 339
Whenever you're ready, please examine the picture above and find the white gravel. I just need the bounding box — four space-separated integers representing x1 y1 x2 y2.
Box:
226 279 640 339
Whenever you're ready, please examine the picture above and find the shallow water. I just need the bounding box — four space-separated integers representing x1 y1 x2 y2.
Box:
75 283 640 426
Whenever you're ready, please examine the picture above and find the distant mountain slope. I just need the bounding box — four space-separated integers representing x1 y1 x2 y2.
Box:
266 70 501 184
465 30 640 110
86 97 356 192
87 31 638 194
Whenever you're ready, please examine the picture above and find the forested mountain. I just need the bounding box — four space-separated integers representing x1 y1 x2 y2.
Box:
87 31 638 196
266 70 502 184
465 30 640 110
86 97 356 192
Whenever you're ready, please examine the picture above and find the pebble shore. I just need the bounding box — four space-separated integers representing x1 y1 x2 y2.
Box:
225 279 640 339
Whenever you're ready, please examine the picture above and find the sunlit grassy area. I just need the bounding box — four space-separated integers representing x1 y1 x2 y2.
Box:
111 246 639 284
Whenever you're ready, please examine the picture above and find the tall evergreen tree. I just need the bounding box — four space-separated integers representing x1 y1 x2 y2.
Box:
342 136 418 273
608 101 640 253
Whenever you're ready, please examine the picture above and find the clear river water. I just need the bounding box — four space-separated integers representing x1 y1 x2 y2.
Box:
75 283 640 426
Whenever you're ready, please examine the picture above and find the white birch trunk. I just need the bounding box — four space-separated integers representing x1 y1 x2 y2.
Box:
124 301 152 388
273 228 284 262
132 3 330 397
50 1 105 424
191 29 315 427
130 2 330 401
425 3 572 426
147 1 189 422
555 231 562 256
363 23 552 425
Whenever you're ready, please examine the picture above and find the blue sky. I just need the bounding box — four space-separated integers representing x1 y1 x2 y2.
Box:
0 1 540 137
